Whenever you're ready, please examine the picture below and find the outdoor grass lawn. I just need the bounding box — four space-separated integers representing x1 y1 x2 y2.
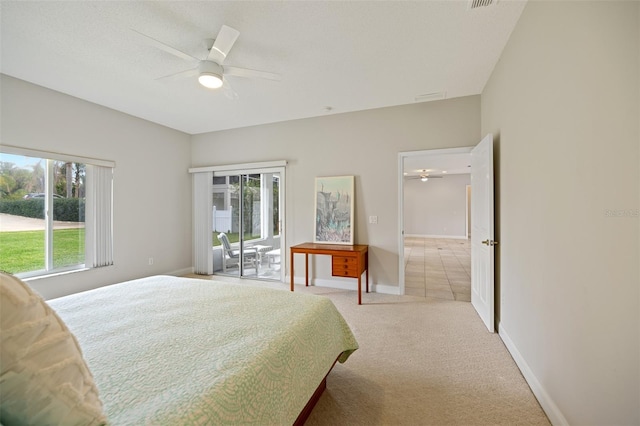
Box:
212 232 259 246
1 229 277 274
0 228 85 274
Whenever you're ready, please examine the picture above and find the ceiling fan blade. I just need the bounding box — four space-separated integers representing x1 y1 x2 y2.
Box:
155 68 198 81
224 66 281 81
207 25 240 64
405 174 444 180
222 78 239 101
131 29 199 62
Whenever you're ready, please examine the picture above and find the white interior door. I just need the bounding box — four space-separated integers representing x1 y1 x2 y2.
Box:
471 134 496 332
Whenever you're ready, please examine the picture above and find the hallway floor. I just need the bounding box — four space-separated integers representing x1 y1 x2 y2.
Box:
404 237 471 301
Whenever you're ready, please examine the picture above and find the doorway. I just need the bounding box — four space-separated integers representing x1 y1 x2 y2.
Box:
398 147 473 299
398 135 496 333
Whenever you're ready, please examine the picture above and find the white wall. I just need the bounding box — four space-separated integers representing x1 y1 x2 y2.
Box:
404 173 470 238
1 75 193 299
191 96 480 291
481 2 639 425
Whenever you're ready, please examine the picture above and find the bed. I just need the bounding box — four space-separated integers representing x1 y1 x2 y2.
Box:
0 274 359 425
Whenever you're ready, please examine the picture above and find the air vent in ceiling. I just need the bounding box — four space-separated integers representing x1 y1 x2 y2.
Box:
414 92 446 103
468 0 496 9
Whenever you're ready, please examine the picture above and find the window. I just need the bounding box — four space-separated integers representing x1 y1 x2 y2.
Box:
0 147 114 278
211 172 278 245
190 160 286 279
222 173 263 242
212 192 225 211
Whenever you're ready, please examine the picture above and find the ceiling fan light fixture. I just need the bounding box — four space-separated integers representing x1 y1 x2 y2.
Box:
198 61 224 89
421 176 429 182
199 73 223 89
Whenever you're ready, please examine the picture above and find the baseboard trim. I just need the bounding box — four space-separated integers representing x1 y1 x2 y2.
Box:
372 284 400 295
288 276 399 295
168 267 194 277
498 323 568 426
405 234 468 240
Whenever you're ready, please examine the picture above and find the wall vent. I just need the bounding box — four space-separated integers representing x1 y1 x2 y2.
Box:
468 0 496 9
414 92 446 103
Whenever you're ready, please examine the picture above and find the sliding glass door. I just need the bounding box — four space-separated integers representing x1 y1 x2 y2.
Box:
212 168 283 281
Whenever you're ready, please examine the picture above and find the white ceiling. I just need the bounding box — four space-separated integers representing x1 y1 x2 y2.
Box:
0 1 526 135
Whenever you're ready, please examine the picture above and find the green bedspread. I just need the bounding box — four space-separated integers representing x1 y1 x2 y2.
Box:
48 275 358 425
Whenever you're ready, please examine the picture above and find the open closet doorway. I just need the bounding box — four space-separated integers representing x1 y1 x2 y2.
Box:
398 147 473 301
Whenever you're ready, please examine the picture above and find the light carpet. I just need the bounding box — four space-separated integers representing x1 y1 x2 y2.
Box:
185 274 550 425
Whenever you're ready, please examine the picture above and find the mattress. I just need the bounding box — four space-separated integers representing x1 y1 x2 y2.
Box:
48 275 358 425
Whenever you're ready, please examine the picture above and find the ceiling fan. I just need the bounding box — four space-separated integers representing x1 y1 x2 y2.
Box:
132 25 280 96
404 173 444 182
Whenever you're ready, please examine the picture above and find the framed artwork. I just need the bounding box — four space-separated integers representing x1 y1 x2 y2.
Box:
314 175 355 245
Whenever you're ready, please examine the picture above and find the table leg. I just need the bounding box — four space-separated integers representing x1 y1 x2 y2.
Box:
305 253 309 286
290 250 294 292
366 251 369 293
358 275 362 305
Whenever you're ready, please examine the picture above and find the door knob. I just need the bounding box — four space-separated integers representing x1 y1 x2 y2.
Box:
482 240 499 246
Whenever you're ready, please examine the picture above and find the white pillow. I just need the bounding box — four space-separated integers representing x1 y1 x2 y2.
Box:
0 272 106 425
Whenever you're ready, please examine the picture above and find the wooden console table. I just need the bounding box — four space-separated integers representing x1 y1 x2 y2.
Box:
290 243 369 305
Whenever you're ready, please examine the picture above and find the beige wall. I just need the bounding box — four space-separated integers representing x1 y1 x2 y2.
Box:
192 96 480 291
481 1 639 424
1 75 193 299
404 173 471 238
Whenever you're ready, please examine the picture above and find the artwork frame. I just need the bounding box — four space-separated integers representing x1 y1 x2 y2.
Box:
314 175 355 245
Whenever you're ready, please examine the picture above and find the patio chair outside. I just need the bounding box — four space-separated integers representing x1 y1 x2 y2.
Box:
217 232 259 273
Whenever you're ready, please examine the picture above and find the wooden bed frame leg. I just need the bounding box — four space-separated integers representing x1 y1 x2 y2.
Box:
293 377 327 426
293 356 338 425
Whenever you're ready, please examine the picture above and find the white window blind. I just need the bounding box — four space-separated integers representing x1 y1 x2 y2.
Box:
85 165 113 268
193 172 213 274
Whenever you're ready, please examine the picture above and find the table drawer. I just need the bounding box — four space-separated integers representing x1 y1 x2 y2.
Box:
332 266 358 277
332 268 358 278
332 256 356 266
332 256 358 277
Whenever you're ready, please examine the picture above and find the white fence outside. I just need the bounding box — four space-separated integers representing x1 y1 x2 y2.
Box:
213 202 263 234
213 207 233 233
